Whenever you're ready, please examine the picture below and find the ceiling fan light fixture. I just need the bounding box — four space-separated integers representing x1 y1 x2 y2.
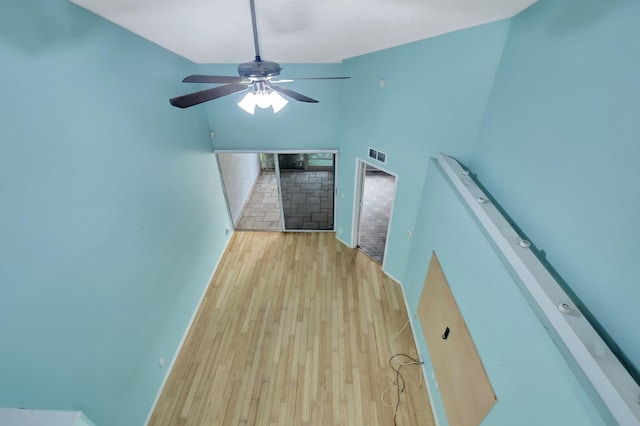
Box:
269 91 288 113
237 92 257 114
255 91 272 109
237 90 288 114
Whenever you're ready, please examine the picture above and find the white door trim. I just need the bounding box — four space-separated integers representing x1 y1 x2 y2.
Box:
352 158 398 271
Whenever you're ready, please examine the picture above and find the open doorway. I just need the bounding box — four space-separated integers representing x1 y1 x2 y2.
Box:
217 153 281 231
354 161 396 264
217 151 337 232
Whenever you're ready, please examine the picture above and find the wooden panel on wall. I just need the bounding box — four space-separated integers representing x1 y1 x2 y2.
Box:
418 252 496 426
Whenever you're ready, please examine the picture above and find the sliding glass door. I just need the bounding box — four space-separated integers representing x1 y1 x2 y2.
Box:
277 153 335 231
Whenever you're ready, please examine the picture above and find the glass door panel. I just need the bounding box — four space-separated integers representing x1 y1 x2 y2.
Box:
306 153 334 169
277 153 335 231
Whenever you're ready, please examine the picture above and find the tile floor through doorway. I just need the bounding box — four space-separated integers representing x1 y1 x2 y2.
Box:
237 169 393 264
236 171 281 231
357 170 395 264
237 170 334 231
280 170 334 230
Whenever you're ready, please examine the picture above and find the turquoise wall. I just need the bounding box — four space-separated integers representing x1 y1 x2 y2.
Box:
469 0 640 376
403 160 613 426
195 21 511 287
198 63 345 151
0 2 232 425
2 0 637 424
335 21 510 281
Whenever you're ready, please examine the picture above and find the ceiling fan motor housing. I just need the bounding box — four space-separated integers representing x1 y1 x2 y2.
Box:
238 59 282 79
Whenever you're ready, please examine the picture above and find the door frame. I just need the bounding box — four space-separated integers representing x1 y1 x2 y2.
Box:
215 149 338 232
352 158 398 269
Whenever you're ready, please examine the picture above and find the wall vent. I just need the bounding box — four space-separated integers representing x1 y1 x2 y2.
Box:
368 148 387 163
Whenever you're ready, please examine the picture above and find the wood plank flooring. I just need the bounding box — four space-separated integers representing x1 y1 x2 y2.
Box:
149 232 434 426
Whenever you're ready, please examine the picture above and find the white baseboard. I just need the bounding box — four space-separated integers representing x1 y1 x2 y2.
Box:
398 281 441 426
335 233 351 248
144 232 234 425
382 270 403 287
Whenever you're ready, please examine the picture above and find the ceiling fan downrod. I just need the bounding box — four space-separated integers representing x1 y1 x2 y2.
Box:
249 0 261 61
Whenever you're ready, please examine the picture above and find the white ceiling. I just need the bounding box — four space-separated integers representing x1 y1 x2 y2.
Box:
70 0 535 64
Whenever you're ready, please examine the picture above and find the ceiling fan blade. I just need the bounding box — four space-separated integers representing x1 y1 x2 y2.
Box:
170 83 249 108
182 75 245 84
270 84 318 103
272 77 351 82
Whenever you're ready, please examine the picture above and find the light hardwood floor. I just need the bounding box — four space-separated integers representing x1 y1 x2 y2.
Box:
149 232 435 426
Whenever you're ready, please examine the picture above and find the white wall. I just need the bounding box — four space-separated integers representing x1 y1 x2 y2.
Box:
218 153 262 226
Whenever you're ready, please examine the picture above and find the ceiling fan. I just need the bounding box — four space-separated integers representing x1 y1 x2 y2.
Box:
169 0 350 113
